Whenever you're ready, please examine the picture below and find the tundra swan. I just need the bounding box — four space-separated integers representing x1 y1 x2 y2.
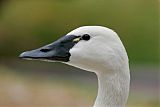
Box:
20 26 130 107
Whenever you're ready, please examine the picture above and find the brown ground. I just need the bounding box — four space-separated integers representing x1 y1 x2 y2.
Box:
0 61 159 107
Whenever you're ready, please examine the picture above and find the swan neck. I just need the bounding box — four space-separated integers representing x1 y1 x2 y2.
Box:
93 71 130 107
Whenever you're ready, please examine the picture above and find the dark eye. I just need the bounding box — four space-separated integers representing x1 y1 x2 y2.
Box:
81 34 90 41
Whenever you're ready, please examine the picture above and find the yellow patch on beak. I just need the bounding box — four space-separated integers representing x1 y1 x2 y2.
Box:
73 37 81 42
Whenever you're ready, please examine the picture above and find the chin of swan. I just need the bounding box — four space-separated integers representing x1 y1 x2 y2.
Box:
19 26 130 107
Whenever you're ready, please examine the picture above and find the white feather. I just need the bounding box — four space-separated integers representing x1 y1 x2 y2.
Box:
64 26 130 107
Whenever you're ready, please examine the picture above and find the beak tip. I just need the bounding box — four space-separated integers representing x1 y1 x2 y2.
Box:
19 52 27 59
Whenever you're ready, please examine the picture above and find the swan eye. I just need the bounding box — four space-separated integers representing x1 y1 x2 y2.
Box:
81 34 90 41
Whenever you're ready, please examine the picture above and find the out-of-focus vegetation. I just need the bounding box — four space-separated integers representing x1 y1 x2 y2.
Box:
0 0 158 64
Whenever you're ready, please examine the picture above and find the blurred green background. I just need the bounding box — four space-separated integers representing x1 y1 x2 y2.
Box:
0 0 159 107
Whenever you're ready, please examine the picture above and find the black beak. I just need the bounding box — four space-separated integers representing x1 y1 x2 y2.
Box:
19 35 80 62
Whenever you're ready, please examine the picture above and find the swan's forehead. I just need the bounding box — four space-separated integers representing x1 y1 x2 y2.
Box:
67 26 114 37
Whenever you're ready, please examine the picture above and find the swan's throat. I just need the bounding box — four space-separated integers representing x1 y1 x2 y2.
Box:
93 72 130 107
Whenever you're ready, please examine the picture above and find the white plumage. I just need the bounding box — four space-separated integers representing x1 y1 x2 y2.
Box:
20 26 130 107
65 26 130 107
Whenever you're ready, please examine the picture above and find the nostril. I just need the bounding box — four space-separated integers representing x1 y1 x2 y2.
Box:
40 49 51 52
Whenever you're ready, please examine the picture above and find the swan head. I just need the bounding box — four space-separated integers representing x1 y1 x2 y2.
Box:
20 26 129 74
